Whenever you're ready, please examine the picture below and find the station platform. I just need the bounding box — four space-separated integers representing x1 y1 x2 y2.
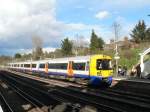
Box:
113 76 127 81
113 76 150 84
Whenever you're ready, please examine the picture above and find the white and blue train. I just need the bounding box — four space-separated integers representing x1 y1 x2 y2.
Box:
8 55 113 86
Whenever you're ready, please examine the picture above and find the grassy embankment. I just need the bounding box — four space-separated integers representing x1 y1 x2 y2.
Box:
99 42 150 71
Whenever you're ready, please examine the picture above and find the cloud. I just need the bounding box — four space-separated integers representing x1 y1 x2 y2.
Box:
1 0 149 55
21 47 56 54
0 0 63 53
95 11 110 20
66 23 101 31
0 0 104 55
43 47 56 53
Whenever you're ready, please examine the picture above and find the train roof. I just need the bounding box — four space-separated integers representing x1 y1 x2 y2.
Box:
9 54 112 64
47 55 91 62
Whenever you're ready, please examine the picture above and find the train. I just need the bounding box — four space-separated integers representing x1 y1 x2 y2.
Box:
7 55 113 86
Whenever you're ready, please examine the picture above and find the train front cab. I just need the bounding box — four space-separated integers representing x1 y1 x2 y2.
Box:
89 55 113 86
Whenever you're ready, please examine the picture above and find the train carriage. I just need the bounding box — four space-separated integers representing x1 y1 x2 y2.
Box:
8 54 113 86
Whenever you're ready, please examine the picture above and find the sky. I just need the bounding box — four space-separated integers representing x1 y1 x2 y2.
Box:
0 0 150 55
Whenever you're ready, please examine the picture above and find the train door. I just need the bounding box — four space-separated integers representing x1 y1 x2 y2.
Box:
30 63 32 72
37 62 39 72
67 61 73 77
45 62 48 73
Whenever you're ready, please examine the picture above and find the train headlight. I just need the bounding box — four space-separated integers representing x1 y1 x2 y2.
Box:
97 72 102 76
110 71 113 76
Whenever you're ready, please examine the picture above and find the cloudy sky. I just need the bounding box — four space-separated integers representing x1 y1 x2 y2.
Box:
0 0 150 55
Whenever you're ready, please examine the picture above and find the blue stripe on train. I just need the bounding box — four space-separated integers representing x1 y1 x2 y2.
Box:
17 69 112 85
46 71 112 85
47 71 90 79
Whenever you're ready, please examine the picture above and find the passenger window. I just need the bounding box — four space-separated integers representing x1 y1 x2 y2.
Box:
39 64 45 68
73 63 85 71
24 64 30 68
48 63 67 70
32 64 36 68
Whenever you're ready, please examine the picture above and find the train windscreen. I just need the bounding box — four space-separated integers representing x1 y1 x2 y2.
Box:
96 59 112 70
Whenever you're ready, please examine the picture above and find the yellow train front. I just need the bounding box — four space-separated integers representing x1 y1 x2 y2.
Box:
88 55 113 86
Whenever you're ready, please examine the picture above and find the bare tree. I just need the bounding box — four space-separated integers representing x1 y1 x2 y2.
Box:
72 34 89 56
32 36 43 60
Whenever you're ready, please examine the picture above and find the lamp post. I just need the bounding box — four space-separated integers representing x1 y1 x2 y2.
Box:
114 50 120 77
113 22 120 77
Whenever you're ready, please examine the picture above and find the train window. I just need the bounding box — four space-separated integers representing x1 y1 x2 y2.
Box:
24 64 30 68
48 63 67 70
73 63 86 71
39 64 45 68
60 63 67 69
21 64 23 67
32 64 36 68
48 64 54 69
97 59 111 70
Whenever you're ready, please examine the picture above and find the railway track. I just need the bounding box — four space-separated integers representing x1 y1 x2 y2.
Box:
52 86 150 112
0 71 121 112
111 80 150 95
0 78 45 112
1 71 150 112
0 74 67 112
77 86 150 104
0 92 14 112
8 70 150 101
9 70 83 88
